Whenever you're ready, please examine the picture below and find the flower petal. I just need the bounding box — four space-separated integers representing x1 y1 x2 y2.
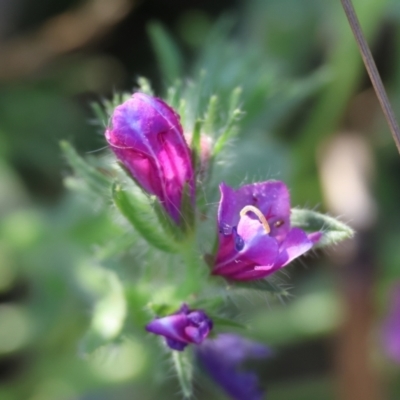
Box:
213 225 279 279
274 227 314 268
145 314 188 343
218 181 291 241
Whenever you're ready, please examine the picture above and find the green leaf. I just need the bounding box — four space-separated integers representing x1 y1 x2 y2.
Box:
147 22 183 84
210 315 248 330
290 208 355 247
172 350 193 399
233 279 291 297
112 183 178 253
213 88 243 156
147 301 185 317
60 141 110 195
90 101 108 128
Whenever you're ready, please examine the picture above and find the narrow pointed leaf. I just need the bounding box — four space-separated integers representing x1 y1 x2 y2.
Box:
213 108 242 155
204 95 218 134
233 279 291 296
180 183 195 233
191 119 203 171
147 22 183 83
290 208 354 247
112 183 178 253
172 350 193 399
210 315 248 330
137 76 154 95
60 141 110 195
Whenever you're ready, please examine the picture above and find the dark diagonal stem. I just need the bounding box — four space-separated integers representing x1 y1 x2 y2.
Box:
340 0 400 154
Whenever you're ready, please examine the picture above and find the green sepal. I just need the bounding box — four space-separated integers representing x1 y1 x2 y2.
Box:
172 349 193 399
212 87 243 156
204 95 219 134
191 118 203 172
60 141 110 195
213 112 242 156
137 76 154 95
153 200 184 241
180 182 196 233
290 208 354 247
112 183 178 253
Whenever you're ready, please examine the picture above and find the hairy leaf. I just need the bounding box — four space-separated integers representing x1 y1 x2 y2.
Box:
172 350 193 399
112 183 178 253
60 141 110 195
291 208 354 247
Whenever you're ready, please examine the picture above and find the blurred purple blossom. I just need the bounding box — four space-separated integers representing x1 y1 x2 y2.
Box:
213 181 321 281
105 92 194 224
382 283 400 363
145 304 213 351
196 334 271 400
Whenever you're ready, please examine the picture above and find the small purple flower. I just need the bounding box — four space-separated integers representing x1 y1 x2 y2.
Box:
145 304 213 351
196 334 271 400
382 283 400 363
105 93 194 224
212 181 321 281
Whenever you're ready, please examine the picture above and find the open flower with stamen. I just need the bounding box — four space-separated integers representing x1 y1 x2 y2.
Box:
212 181 321 281
145 304 213 351
105 92 194 224
196 334 271 400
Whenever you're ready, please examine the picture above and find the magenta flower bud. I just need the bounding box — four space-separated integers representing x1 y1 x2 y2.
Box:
105 93 195 224
145 304 213 351
212 181 321 281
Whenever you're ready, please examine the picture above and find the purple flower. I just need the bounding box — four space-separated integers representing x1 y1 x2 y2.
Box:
382 283 400 363
196 334 271 400
105 93 194 224
145 304 213 351
212 181 321 281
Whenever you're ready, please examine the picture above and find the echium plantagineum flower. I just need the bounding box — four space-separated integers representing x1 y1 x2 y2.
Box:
196 334 271 400
382 283 400 363
213 181 321 281
145 304 213 351
105 93 194 224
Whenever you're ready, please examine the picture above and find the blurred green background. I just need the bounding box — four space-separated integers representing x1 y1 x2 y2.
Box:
1 0 400 399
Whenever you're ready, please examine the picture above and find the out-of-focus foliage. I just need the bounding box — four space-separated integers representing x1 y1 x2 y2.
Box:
1 0 400 399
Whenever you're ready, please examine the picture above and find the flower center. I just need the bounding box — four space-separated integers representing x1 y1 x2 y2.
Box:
239 205 271 234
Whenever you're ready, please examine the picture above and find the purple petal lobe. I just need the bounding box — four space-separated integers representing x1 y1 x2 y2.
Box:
145 304 213 351
274 227 314 268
